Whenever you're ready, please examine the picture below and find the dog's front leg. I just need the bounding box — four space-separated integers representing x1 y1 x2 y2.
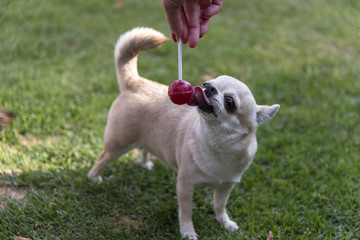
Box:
177 175 198 240
214 183 239 232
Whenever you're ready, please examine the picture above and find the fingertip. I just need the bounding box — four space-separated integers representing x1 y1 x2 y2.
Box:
171 32 177 43
189 42 198 48
187 38 198 48
181 30 188 45
188 36 199 48
187 27 200 48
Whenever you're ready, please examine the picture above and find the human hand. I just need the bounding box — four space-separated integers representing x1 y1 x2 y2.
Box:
162 0 223 48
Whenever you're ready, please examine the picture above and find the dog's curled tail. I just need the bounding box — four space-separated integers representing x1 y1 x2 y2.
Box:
114 27 168 91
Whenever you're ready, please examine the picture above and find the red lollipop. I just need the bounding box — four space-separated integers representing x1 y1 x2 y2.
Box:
168 80 210 107
168 79 194 105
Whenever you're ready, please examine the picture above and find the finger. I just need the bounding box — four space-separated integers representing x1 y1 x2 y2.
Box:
180 6 189 44
200 18 210 38
161 0 186 41
202 0 223 18
199 0 211 9
183 0 200 48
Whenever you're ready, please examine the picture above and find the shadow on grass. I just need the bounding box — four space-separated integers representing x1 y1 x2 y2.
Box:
0 161 189 239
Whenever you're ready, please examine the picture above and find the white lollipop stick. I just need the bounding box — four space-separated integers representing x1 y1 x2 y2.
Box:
178 38 182 80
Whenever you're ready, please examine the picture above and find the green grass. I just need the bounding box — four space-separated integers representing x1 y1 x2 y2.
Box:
1 0 359 239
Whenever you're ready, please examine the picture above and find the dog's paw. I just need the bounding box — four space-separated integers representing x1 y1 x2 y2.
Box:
180 222 198 240
216 214 239 232
223 220 239 232
87 173 103 183
181 231 198 240
140 160 154 170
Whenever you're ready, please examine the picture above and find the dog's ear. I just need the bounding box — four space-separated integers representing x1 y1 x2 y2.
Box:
256 104 280 126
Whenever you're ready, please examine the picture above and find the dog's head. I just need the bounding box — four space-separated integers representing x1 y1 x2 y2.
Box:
197 75 279 132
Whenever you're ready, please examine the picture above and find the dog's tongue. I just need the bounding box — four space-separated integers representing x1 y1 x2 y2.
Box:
187 86 210 106
168 80 210 107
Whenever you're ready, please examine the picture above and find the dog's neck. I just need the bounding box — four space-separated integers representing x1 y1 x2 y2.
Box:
198 117 254 149
189 117 257 184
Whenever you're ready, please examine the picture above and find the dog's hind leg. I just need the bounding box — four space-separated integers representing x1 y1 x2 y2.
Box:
88 144 135 183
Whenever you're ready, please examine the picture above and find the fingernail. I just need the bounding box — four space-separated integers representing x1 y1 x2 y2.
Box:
190 43 197 48
203 15 210 20
171 32 177 43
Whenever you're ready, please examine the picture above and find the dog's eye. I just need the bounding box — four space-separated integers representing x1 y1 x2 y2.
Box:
224 96 236 112
203 82 210 88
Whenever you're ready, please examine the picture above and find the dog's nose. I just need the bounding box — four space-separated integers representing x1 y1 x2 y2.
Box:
204 85 218 98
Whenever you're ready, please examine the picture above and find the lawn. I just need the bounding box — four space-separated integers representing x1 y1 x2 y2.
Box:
1 0 359 239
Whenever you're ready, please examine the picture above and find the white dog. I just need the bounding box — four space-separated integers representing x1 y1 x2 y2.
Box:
88 27 279 239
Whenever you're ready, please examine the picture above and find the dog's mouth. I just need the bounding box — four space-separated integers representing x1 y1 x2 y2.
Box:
188 87 217 117
198 104 216 117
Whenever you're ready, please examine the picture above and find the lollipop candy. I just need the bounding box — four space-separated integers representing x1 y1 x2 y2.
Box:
168 79 193 105
168 80 209 106
168 39 209 107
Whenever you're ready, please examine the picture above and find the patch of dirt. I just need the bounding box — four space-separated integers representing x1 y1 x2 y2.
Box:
257 231 274 240
0 109 16 131
113 1 125 10
0 186 26 208
18 134 60 148
119 215 140 232
0 134 60 154
14 237 32 240
94 214 140 233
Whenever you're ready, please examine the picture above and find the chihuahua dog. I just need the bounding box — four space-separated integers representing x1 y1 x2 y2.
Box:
88 27 279 239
